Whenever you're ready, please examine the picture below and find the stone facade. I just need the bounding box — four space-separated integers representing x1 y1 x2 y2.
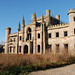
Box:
5 8 75 55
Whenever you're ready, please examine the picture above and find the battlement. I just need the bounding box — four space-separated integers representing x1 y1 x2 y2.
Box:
48 23 69 30
68 8 75 15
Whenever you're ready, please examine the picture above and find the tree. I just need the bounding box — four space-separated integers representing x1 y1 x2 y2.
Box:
0 41 5 45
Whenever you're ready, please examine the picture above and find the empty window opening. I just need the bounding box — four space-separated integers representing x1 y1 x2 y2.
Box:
38 45 40 53
14 38 16 42
74 17 75 21
56 32 59 37
10 47 12 53
64 44 68 53
49 33 51 38
19 46 21 52
56 44 59 53
64 31 68 36
49 45 52 52
27 28 31 40
13 47 15 53
38 33 40 38
74 29 75 34
20 36 22 40
74 44 75 50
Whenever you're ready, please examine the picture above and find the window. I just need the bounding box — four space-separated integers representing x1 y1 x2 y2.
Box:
64 44 68 53
64 31 68 36
74 44 75 50
27 27 31 40
56 32 59 37
14 38 16 42
19 46 21 52
38 45 40 53
20 36 22 40
49 45 52 52
64 44 68 49
13 47 15 53
38 33 40 38
56 44 59 53
74 29 75 34
49 33 51 38
74 17 75 21
10 47 12 53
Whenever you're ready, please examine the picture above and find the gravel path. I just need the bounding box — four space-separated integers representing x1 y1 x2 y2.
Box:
29 64 75 75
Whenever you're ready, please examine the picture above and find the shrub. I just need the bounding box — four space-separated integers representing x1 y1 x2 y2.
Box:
0 54 75 75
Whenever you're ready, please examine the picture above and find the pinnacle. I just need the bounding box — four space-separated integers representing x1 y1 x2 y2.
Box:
18 21 20 31
34 12 36 18
22 16 24 22
42 14 44 22
19 21 20 26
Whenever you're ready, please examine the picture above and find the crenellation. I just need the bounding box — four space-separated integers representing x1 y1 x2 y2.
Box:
48 23 69 30
68 8 75 15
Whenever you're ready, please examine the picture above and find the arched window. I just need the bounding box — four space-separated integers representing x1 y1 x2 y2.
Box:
19 46 21 52
20 36 22 40
26 27 32 40
38 45 40 53
38 33 40 38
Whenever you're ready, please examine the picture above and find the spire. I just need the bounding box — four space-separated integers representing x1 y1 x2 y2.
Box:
34 12 36 18
22 16 25 26
18 21 20 31
34 12 36 22
42 14 44 23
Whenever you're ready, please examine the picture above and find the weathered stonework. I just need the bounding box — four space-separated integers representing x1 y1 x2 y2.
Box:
5 8 75 55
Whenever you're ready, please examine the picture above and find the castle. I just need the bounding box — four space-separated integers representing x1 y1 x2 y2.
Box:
5 8 75 55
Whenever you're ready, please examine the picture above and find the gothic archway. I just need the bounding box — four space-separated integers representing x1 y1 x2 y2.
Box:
24 45 28 54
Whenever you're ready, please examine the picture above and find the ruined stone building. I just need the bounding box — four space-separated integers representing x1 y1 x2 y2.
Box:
5 8 75 55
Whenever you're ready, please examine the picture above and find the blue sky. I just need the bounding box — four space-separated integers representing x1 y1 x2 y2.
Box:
0 0 75 42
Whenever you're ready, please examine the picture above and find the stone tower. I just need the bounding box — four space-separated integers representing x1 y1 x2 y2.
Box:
5 27 11 54
46 9 50 26
68 8 75 23
68 8 75 54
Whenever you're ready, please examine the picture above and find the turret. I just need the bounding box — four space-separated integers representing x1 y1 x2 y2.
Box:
68 8 75 23
22 16 25 42
46 9 50 26
32 12 36 24
5 27 11 54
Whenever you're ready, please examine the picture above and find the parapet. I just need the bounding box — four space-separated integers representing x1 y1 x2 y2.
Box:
68 8 75 15
48 23 69 30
